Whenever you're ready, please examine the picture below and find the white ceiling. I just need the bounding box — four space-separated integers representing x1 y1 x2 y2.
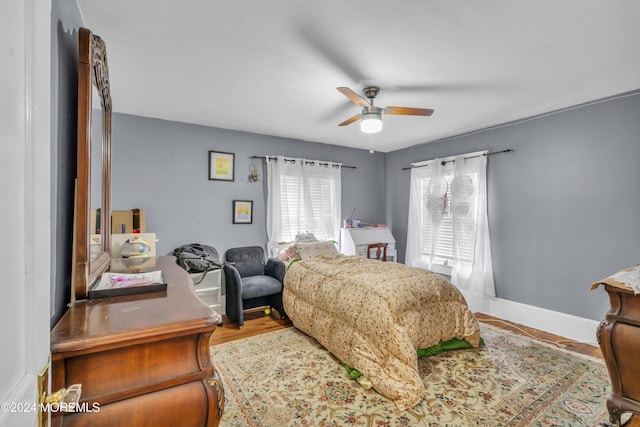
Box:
76 1 640 153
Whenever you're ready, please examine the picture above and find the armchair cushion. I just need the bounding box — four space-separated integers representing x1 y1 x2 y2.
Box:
242 275 283 300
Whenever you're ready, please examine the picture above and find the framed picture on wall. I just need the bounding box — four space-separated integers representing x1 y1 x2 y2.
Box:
233 200 253 224
209 151 235 181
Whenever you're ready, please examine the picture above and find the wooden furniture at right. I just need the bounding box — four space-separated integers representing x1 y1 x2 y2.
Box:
366 242 388 261
594 278 640 426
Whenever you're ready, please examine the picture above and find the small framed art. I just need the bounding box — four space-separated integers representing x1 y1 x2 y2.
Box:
209 151 235 181
233 200 253 224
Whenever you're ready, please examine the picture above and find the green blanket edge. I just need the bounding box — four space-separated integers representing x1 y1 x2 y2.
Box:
340 336 485 379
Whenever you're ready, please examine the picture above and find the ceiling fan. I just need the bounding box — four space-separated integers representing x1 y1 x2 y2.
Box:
337 86 434 133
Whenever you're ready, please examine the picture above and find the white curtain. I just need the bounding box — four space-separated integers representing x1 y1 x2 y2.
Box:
406 151 495 296
266 156 341 255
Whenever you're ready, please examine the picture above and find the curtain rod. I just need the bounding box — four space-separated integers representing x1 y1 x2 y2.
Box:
401 148 514 170
250 155 357 169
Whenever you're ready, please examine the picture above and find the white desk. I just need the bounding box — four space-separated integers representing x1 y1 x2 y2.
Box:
340 227 397 261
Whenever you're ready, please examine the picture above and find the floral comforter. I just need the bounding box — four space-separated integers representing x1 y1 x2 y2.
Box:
283 255 481 410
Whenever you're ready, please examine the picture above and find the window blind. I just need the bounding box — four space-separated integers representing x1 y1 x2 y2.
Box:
280 174 337 242
420 173 475 267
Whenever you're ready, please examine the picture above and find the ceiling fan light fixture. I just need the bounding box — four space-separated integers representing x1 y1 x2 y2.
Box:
360 111 383 134
337 86 433 134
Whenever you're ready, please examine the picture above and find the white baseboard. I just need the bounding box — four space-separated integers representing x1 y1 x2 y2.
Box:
0 374 38 426
461 291 600 346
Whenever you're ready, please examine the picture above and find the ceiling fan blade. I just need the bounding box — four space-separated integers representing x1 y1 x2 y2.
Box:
337 87 371 108
384 106 434 116
338 113 361 127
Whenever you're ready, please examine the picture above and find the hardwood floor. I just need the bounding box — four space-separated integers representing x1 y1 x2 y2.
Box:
473 312 603 358
212 309 291 345
211 310 597 354
211 310 636 426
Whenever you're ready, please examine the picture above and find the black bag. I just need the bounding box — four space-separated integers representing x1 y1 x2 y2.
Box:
173 243 221 273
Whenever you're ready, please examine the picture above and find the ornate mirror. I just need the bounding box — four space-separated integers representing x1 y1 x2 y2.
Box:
72 27 112 301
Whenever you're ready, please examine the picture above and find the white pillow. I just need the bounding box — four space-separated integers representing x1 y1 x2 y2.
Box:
294 232 319 245
296 241 339 259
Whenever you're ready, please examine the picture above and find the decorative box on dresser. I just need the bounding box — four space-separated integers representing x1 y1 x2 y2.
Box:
50 256 224 427
592 265 640 427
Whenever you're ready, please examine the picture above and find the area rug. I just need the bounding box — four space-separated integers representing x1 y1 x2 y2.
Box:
210 324 611 426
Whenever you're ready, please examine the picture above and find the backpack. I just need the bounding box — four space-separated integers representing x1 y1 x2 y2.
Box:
173 243 221 273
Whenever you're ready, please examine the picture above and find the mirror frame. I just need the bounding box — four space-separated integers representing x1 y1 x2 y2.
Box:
72 28 112 301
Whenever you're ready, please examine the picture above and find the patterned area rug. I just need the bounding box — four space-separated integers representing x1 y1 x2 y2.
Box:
211 324 611 426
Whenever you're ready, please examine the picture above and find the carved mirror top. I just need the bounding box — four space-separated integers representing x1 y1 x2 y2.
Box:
91 34 111 112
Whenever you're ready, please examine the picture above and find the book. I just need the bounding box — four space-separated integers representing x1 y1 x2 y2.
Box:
89 270 167 299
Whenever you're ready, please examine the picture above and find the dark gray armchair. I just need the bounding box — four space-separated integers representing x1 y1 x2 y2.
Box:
223 246 286 327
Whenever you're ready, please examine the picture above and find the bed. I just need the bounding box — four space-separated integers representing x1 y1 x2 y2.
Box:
283 255 481 410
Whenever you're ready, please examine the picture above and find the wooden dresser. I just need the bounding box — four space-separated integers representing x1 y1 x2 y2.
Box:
50 256 224 426
592 267 640 427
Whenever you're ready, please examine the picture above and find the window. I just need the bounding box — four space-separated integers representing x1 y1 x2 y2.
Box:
419 170 477 274
406 151 495 295
266 156 341 255
279 173 339 242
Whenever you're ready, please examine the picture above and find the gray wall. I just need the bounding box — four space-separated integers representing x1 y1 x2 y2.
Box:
386 92 640 321
50 0 82 327
54 14 638 324
110 113 386 260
